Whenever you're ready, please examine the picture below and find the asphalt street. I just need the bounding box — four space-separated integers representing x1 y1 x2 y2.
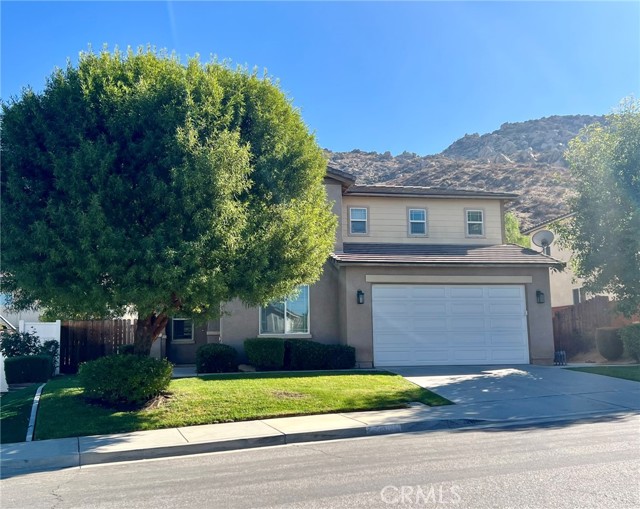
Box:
2 415 638 509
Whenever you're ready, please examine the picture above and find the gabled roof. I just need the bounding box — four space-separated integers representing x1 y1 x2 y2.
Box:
331 243 561 267
326 165 357 188
522 212 575 235
343 185 519 200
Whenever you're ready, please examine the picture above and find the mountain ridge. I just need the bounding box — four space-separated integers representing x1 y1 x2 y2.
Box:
326 114 605 228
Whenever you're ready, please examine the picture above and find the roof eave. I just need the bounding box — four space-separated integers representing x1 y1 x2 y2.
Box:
330 258 563 269
343 191 519 200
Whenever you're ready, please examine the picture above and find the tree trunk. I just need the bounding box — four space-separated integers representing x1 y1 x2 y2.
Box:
134 313 169 356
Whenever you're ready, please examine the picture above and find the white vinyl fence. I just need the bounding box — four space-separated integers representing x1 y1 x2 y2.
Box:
19 320 62 375
0 353 7 392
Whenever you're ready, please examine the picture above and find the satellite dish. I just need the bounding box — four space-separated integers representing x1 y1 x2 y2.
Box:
532 229 555 249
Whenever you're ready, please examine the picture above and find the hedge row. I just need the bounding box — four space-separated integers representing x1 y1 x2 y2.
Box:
4 355 53 384
620 323 640 361
244 338 355 371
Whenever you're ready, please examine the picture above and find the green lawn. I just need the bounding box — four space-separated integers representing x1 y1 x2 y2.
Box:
0 384 39 444
35 371 451 440
568 365 640 382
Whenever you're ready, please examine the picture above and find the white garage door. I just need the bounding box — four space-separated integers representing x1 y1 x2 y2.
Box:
372 285 529 366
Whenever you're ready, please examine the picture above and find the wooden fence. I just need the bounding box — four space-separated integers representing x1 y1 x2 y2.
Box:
552 296 619 355
60 319 136 373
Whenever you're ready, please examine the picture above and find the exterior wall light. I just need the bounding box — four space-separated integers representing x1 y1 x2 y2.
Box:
536 290 545 304
356 290 365 305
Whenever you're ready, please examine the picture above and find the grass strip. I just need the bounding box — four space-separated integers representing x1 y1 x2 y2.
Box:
0 384 39 444
36 371 451 440
567 365 640 382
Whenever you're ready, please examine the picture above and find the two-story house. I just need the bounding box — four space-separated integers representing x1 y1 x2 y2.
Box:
166 166 559 367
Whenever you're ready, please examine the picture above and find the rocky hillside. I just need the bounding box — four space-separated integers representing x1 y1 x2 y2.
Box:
327 115 605 229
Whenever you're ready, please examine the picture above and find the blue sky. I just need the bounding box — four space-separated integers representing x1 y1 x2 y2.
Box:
2 1 638 155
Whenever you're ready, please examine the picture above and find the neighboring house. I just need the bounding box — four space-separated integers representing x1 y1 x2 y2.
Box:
0 294 41 330
522 213 586 308
167 166 559 367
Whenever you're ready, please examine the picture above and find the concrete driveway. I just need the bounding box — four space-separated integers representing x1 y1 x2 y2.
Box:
390 365 640 423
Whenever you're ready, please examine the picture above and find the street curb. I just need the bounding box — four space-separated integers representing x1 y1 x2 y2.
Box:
0 417 488 477
3 411 636 478
79 434 287 466
25 383 46 442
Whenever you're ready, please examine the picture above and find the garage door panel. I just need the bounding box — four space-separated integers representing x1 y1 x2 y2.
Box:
450 287 485 298
489 332 527 346
489 316 526 330
374 286 411 300
374 333 413 348
413 349 450 362
491 349 529 362
488 302 523 314
452 349 490 362
488 287 522 298
375 302 412 315
373 284 529 366
450 331 487 345
450 317 486 330
413 317 448 331
411 287 447 299
450 302 486 314
411 303 447 315
419 335 449 348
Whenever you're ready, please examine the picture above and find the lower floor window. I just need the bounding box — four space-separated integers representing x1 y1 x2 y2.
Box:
172 318 194 342
260 285 309 334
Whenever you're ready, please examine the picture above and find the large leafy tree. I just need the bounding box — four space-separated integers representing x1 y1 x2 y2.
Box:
558 99 640 316
1 48 336 354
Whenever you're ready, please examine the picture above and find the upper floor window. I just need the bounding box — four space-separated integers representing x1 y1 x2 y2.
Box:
466 209 484 237
172 318 194 343
408 208 427 236
260 285 309 335
349 207 368 235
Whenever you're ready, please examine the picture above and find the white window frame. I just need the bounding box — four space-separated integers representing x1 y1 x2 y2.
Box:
349 207 369 235
407 208 428 237
259 285 310 336
465 208 485 237
171 318 194 344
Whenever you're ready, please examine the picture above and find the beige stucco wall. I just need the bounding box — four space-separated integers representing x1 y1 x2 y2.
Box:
528 225 582 308
220 262 341 360
337 264 555 367
220 262 555 367
324 179 344 251
342 197 503 245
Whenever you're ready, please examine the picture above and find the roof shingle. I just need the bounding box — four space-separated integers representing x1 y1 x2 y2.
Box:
343 185 518 200
331 243 561 266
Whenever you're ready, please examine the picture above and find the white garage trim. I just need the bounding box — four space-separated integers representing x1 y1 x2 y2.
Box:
366 275 533 284
372 284 530 366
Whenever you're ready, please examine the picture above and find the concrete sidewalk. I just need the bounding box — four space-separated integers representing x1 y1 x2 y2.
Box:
0 403 484 478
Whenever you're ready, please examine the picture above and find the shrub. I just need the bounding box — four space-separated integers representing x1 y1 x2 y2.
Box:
39 340 59 373
4 355 53 383
196 344 238 373
620 323 640 362
244 338 285 370
284 339 328 370
117 344 136 355
79 355 172 407
0 330 41 357
325 344 356 370
596 327 624 361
